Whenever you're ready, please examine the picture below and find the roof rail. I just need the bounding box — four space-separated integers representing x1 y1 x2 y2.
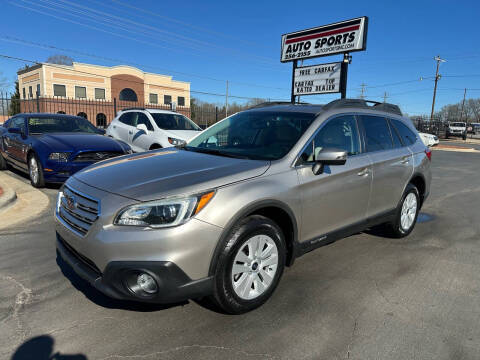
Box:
249 101 310 109
120 107 146 111
323 98 402 116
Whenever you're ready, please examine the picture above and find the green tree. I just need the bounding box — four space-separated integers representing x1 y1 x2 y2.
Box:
9 80 20 115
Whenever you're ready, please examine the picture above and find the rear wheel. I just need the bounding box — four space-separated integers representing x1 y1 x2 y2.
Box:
385 184 420 238
149 144 162 150
28 153 45 188
210 215 286 314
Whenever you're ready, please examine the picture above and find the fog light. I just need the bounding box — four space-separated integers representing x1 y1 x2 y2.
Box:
137 273 158 294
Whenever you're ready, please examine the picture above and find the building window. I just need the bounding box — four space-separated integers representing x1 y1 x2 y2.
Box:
164 95 172 105
29 86 33 98
119 88 138 102
95 88 105 100
53 84 66 97
178 96 185 107
36 84 41 97
149 93 158 104
75 86 87 99
96 113 107 128
22 88 26 99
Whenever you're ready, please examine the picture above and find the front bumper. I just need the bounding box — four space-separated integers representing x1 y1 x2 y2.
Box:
56 233 213 303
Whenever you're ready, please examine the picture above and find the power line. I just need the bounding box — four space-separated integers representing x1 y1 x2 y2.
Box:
0 54 289 101
13 0 281 68
0 35 290 92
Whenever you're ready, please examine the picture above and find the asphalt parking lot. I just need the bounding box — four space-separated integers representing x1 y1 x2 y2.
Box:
1 141 480 360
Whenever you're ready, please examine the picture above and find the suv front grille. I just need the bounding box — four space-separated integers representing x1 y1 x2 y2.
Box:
59 186 100 236
74 151 123 162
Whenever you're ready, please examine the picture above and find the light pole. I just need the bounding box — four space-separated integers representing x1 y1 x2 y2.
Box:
430 55 446 121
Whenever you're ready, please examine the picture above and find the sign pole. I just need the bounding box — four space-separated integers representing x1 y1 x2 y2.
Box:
340 53 351 99
291 60 298 103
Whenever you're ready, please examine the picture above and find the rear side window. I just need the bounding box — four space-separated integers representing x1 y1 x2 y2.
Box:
118 112 134 126
360 115 393 152
388 120 403 148
390 119 417 145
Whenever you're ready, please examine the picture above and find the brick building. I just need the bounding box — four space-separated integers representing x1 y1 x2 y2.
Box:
17 62 191 126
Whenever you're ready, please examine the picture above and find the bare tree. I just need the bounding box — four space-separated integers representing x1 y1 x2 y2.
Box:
46 54 74 65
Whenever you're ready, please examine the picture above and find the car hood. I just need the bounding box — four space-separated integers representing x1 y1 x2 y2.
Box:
36 133 125 153
162 129 202 141
73 149 270 201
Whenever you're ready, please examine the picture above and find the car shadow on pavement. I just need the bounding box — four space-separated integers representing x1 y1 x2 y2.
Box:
5 166 62 190
11 335 87 359
56 254 188 312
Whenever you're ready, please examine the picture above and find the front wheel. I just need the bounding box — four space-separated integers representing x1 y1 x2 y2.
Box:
28 154 45 188
210 215 286 314
386 184 420 238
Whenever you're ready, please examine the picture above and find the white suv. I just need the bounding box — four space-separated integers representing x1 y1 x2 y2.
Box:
106 108 202 152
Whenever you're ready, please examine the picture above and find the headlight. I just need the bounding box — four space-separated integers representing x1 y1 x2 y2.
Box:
49 152 70 162
114 191 215 228
167 137 186 146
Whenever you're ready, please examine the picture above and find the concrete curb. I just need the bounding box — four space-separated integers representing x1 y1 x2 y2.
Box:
0 182 17 212
0 172 50 230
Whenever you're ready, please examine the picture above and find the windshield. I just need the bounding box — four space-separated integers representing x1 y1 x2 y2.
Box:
28 117 99 134
186 111 316 160
151 113 201 131
451 122 466 127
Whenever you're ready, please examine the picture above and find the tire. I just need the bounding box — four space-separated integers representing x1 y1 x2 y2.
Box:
385 184 420 238
28 153 45 188
463 135 467 140
0 152 7 170
149 144 162 150
210 215 286 314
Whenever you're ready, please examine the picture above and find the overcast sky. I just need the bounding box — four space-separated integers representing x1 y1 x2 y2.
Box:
1 0 479 115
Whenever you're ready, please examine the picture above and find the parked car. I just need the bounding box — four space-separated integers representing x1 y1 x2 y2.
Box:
106 108 202 152
446 122 467 140
469 122 480 135
55 99 431 314
419 132 439 147
0 113 132 187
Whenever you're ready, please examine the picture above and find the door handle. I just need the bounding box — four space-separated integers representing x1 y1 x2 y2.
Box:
128 131 133 135
401 157 410 164
357 168 370 176
113 125 116 129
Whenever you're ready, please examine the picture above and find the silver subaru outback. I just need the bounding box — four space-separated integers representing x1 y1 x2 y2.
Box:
55 99 431 314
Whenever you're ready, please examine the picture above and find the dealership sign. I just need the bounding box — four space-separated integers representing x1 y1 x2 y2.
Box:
293 62 342 95
281 17 368 62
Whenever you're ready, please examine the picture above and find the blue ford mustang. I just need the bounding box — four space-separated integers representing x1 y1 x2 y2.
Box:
0 113 132 187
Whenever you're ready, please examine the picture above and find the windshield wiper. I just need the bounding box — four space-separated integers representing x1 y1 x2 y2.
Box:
184 146 250 159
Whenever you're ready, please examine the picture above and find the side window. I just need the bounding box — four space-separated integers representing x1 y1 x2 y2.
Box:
3 119 11 128
388 119 403 148
390 119 417 145
118 112 134 126
137 113 154 131
360 115 393 152
300 115 360 163
12 117 26 133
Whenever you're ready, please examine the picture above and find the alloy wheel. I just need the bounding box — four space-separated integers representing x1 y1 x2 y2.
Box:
400 192 417 232
231 234 278 300
29 157 39 184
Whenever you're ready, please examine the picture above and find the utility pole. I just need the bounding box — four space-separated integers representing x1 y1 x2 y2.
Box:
383 92 388 103
359 83 367 99
460 88 467 121
430 55 446 121
225 80 229 118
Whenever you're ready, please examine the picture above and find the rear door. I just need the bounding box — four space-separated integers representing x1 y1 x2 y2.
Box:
114 112 135 143
359 115 413 218
296 114 372 242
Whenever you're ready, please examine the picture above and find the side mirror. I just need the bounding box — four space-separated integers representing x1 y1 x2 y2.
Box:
8 127 22 135
312 148 347 175
136 124 148 133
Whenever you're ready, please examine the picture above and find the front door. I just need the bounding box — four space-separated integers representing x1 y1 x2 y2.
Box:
130 112 154 152
296 114 372 243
